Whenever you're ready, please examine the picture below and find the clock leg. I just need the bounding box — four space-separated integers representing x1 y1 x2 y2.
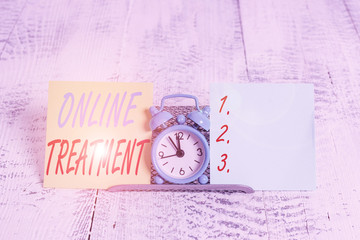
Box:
198 174 208 185
154 175 164 184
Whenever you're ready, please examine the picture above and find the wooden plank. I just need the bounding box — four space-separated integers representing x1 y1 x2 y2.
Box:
0 0 27 55
0 0 131 87
319 0 360 123
342 0 360 40
91 191 268 239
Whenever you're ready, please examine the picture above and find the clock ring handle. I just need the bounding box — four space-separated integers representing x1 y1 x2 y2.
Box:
159 94 201 112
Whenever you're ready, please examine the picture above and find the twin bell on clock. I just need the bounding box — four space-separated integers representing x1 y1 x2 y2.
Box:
149 94 210 185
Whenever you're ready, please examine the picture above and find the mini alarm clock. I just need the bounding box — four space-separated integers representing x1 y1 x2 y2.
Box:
149 94 210 184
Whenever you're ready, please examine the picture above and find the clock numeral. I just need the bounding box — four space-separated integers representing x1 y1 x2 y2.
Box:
174 132 184 140
179 168 185 175
158 151 164 158
197 148 203 156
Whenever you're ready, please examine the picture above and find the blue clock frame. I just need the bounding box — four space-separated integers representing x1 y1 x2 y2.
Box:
151 124 210 184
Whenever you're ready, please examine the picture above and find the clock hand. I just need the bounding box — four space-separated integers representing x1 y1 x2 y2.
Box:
160 153 177 159
175 134 185 158
168 136 185 158
176 134 182 151
168 136 179 151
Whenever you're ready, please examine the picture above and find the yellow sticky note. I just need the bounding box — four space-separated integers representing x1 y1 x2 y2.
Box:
44 81 153 189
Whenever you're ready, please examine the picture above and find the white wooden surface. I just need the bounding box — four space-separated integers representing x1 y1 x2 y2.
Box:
0 0 360 239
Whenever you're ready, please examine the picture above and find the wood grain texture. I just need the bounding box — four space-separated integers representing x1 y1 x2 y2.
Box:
0 83 96 240
0 0 27 55
113 0 248 105
0 0 360 239
239 0 360 239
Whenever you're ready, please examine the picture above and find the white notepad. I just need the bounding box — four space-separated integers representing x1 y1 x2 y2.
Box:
210 83 315 190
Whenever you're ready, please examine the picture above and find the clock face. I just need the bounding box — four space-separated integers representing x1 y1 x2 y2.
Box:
153 126 208 181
